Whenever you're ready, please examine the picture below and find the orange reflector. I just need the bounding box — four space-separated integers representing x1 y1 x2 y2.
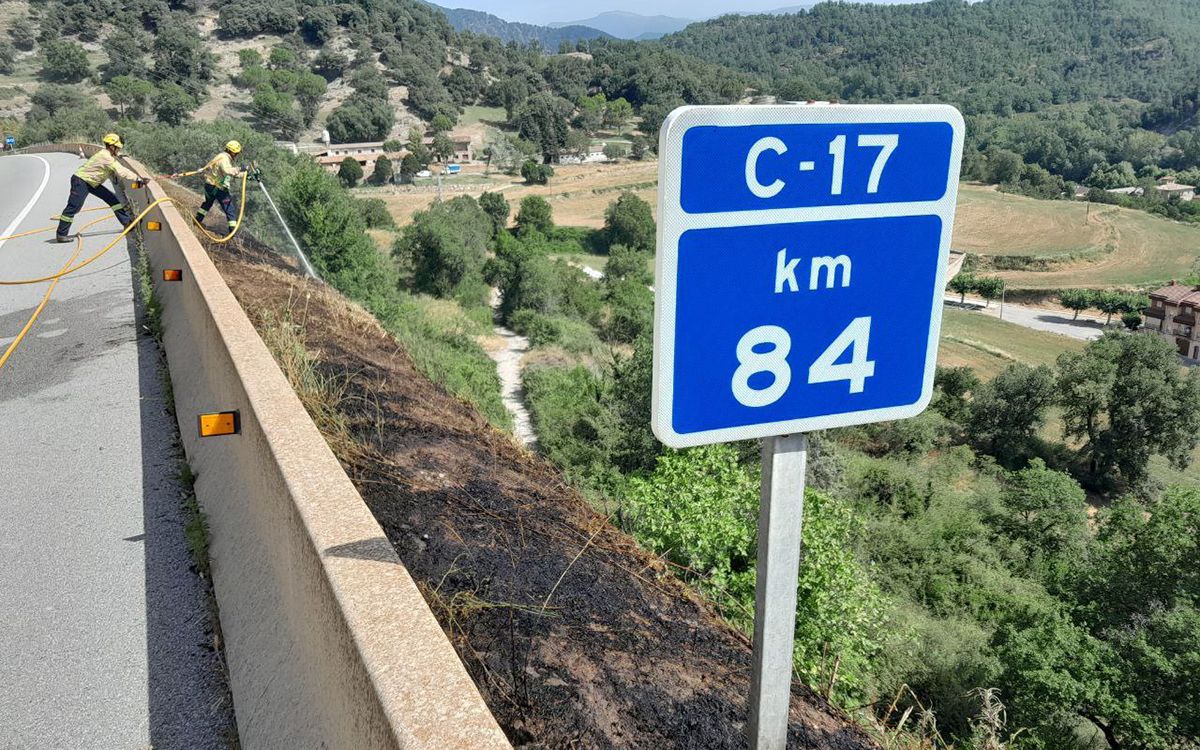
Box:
146 221 162 231
199 411 239 437
163 269 182 282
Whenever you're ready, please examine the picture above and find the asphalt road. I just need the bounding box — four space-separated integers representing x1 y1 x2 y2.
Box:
944 293 1109 341
0 153 234 749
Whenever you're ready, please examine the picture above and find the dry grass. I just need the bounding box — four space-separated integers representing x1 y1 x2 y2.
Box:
251 294 373 465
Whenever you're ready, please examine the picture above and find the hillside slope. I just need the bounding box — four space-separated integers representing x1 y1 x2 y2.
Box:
206 235 882 750
663 0 1200 114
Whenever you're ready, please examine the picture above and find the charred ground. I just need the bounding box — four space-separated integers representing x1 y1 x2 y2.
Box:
209 239 879 750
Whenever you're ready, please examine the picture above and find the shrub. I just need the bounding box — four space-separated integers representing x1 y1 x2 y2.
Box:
520 159 553 184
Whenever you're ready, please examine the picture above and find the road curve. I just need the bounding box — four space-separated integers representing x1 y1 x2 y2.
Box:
0 153 235 748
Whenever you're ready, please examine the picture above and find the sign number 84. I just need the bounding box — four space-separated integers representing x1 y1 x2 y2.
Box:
731 318 877 407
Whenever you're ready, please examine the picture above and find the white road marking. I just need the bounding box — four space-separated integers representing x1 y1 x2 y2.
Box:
0 155 52 253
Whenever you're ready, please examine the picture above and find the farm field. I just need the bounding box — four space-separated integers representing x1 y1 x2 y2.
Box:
375 161 1198 290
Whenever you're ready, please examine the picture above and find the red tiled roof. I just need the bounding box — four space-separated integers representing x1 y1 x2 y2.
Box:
1150 282 1200 307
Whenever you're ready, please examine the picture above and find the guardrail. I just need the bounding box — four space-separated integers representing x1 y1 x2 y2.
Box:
16 146 511 749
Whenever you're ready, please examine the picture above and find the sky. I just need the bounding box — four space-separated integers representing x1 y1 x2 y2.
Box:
444 0 926 25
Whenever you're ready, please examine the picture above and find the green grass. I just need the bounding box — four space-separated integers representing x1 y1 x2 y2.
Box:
937 307 1085 380
459 105 507 128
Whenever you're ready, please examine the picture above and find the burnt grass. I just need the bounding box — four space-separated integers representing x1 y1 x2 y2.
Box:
209 239 880 750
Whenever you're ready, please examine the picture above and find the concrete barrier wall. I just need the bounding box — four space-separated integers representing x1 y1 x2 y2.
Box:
29 146 509 750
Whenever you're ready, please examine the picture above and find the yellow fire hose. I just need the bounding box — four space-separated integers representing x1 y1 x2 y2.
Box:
0 170 251 372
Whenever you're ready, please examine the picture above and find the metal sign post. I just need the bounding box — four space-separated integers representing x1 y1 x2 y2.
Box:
748 433 807 749
651 103 963 749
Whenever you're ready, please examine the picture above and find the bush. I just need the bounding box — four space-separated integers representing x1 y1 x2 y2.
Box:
356 197 394 229
326 96 393 143
394 196 492 307
604 278 654 343
603 192 655 253
521 159 553 185
508 309 561 346
41 40 89 82
338 157 363 187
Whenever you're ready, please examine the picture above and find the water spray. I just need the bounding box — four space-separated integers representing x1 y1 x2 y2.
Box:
256 178 317 279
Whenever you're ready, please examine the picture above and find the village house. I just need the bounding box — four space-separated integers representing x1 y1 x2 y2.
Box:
1144 281 1200 360
313 133 477 177
1155 175 1196 202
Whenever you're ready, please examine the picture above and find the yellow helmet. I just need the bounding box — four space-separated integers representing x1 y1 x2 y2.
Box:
225 140 242 155
102 133 123 149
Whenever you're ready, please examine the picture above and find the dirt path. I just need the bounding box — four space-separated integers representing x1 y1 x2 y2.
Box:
487 287 538 448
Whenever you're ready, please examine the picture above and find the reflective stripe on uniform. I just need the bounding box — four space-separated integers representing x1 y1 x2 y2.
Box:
110 203 124 211
196 207 208 216
55 215 73 223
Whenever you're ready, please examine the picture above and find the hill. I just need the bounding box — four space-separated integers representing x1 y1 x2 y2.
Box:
433 4 612 47
663 0 1200 113
551 11 693 39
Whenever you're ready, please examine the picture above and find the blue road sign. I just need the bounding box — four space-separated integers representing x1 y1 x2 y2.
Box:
4 135 14 146
652 104 964 447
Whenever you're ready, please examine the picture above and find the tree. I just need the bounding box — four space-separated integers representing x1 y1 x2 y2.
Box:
1093 290 1128 325
251 86 302 139
974 276 1005 307
1120 311 1142 331
152 83 197 126
998 459 1089 572
398 153 422 183
604 96 633 134
394 196 492 306
107 76 153 119
516 195 553 236
301 7 337 45
1059 288 1094 320
9 17 36 51
630 136 648 160
478 191 510 237
0 41 15 75
513 92 571 161
326 97 393 143
931 365 979 423
1058 331 1200 483
520 160 553 185
603 142 628 161
312 50 347 81
966 363 1057 464
948 273 976 303
603 192 655 253
605 244 652 286
370 154 393 185
431 131 454 162
152 26 214 98
430 112 454 134
986 148 1025 184
101 31 149 80
338 157 363 188
293 72 327 126
605 278 654 343
41 40 89 82
383 138 404 152
575 93 606 134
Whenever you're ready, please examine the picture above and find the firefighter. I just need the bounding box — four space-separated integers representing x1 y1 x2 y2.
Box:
55 133 148 243
194 140 247 234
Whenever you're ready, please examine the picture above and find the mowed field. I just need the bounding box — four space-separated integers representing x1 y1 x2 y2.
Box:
374 162 1198 289
955 184 1200 289
936 307 1084 380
